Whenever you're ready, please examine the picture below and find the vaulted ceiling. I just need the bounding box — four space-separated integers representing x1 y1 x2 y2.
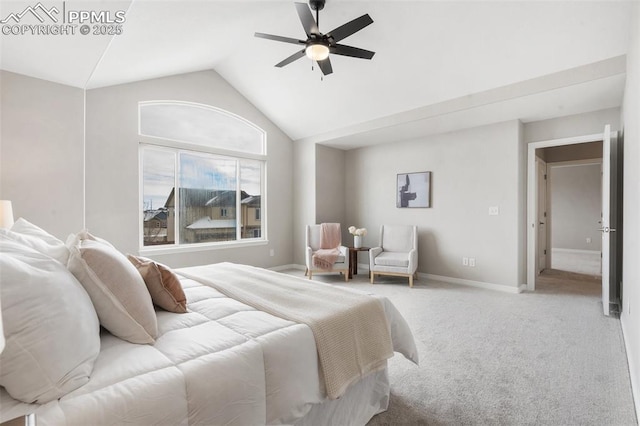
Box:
0 1 633 149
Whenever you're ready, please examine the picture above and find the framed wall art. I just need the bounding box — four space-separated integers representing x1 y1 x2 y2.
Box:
397 171 431 208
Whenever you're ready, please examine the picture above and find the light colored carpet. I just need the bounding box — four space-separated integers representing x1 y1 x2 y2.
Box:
282 268 637 426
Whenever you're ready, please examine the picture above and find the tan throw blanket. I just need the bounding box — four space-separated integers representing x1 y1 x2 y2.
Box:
177 262 394 399
312 223 341 270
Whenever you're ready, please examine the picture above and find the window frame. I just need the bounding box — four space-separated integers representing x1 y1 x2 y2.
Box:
138 101 267 255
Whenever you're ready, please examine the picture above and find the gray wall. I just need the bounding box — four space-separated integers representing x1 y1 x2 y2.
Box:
621 1 640 413
85 70 294 268
549 163 602 251
292 142 348 265
540 141 603 163
0 71 84 239
293 139 316 266
344 120 524 288
315 144 346 237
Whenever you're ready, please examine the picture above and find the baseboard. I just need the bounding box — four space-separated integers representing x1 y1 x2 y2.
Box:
621 316 640 420
275 264 523 294
358 262 370 272
420 272 523 294
552 248 600 255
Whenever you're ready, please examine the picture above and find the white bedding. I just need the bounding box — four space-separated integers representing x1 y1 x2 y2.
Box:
0 265 418 425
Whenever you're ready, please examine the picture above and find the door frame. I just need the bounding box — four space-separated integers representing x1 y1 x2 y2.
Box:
536 156 548 274
526 132 604 291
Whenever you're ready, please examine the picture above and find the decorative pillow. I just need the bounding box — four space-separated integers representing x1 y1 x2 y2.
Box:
127 255 188 313
67 233 158 344
66 229 115 249
0 239 100 404
1 218 70 264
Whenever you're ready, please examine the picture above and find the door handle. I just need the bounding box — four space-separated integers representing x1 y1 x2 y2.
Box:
539 222 545 225
598 227 616 233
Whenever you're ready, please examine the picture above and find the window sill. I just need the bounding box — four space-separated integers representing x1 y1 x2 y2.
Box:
139 239 268 256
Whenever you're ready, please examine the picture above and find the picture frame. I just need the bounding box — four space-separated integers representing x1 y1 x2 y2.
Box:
397 172 431 208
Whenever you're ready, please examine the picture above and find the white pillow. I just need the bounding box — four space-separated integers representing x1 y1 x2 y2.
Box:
67 233 158 344
0 238 100 404
1 218 70 264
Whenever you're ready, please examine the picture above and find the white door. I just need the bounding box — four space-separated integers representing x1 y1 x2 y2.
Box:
537 158 547 273
601 125 611 316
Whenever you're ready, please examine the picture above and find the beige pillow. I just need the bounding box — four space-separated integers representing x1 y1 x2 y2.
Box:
67 235 158 344
127 255 188 314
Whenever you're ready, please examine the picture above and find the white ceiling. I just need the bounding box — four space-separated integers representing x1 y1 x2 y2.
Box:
0 1 633 149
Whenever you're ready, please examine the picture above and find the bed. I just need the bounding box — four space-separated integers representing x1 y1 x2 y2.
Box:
0 221 418 425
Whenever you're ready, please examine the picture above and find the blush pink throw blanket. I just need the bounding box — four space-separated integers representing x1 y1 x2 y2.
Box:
312 223 342 270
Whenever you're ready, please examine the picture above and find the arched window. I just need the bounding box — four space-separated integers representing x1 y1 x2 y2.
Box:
139 101 266 249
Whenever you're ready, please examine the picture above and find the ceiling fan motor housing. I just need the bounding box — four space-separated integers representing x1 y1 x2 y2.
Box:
309 0 325 11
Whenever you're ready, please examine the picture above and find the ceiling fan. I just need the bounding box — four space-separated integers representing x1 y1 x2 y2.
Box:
254 0 375 76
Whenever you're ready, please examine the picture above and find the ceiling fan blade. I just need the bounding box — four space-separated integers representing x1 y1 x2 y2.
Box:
326 14 373 43
255 32 305 45
330 44 375 60
295 2 319 36
275 50 306 68
317 57 333 76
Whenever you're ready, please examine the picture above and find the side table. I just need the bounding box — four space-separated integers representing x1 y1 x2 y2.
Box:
348 247 370 279
1 414 36 426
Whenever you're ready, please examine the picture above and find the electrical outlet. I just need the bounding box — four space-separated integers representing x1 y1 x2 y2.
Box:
488 206 499 216
469 258 476 267
269 249 275 257
586 237 592 244
462 257 469 266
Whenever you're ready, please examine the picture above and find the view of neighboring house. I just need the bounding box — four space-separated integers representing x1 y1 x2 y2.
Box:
145 187 261 245
142 208 169 245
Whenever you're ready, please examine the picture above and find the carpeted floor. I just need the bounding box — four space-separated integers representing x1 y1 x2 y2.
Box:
282 268 637 426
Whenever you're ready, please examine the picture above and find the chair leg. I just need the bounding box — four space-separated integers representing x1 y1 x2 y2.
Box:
345 271 349 282
409 275 413 288
304 268 308 276
370 272 375 284
308 270 312 280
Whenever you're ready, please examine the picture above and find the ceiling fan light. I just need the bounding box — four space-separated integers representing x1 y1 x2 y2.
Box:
305 43 330 61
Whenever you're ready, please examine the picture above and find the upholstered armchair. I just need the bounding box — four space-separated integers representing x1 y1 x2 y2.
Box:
369 225 418 287
305 224 350 282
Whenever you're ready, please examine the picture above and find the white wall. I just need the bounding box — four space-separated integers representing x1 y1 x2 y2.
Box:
549 163 602 251
621 1 640 416
524 107 620 143
85 70 294 268
0 71 84 239
345 120 524 289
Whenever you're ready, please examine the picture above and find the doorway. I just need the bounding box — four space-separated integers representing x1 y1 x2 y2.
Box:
526 126 621 315
547 159 603 276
